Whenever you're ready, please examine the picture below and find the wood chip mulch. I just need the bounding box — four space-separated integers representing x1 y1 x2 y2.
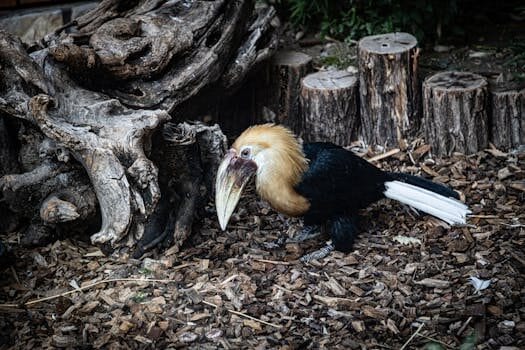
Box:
1 145 524 349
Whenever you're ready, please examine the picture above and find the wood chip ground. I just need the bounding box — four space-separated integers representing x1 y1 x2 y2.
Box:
1 146 524 349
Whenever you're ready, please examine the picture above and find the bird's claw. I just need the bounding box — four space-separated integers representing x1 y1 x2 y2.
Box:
262 235 287 249
287 225 322 243
300 243 334 263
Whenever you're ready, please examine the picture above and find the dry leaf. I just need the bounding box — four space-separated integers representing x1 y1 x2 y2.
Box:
469 276 491 294
393 235 422 245
244 319 262 331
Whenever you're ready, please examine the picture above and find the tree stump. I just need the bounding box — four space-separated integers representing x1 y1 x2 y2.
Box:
0 0 279 255
358 32 420 149
490 87 525 150
423 71 489 156
299 70 359 145
264 50 313 132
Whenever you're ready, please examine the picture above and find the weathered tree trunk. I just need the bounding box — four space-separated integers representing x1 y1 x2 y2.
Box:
0 115 21 233
299 70 359 145
358 32 420 149
264 50 313 132
0 0 279 255
423 71 489 156
490 87 525 150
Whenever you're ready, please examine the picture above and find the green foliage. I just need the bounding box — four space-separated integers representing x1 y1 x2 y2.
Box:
319 43 356 69
131 291 148 303
505 41 525 81
459 332 477 350
138 267 153 275
423 331 477 350
279 0 460 43
424 342 444 350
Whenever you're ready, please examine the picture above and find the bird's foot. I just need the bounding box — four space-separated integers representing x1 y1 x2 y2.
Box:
261 235 288 249
287 225 322 243
300 243 334 263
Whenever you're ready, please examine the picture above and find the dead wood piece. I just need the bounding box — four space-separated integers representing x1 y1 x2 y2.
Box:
40 196 80 223
489 88 525 150
358 32 420 149
0 116 21 232
423 71 489 155
264 50 313 131
0 161 61 194
48 0 276 111
299 70 359 145
0 0 276 254
27 92 169 247
134 122 226 256
220 5 279 90
164 123 227 240
0 117 19 176
415 278 451 288
163 123 203 251
0 31 49 121
88 15 192 80
39 186 97 224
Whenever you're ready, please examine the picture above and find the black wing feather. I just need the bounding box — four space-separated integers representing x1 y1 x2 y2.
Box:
295 142 391 225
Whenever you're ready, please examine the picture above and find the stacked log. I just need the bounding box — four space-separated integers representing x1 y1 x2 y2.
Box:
299 70 359 145
358 32 420 149
423 71 489 156
265 50 313 132
490 88 525 150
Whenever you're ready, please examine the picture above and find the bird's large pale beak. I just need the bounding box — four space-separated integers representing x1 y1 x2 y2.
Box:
215 149 257 231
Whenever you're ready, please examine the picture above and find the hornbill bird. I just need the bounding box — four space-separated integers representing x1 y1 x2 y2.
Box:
215 124 470 260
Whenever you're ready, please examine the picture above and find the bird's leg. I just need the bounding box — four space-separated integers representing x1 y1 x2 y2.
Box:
262 235 288 249
287 224 322 243
299 216 360 262
300 243 334 262
330 215 360 252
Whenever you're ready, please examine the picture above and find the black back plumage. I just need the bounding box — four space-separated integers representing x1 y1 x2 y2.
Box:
295 142 392 225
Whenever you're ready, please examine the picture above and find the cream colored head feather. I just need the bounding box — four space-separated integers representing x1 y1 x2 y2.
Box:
230 124 310 216
232 123 308 185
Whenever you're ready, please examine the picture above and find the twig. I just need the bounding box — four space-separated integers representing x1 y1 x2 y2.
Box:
457 316 473 336
253 258 292 265
201 300 281 329
415 333 454 349
367 148 401 163
400 323 425 350
10 266 20 285
0 263 194 308
468 214 499 219
372 343 396 349
508 250 525 267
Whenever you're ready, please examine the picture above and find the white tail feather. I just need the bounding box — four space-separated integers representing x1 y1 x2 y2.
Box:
384 181 470 225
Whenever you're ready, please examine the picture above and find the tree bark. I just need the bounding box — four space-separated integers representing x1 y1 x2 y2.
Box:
423 71 489 156
0 0 278 255
264 50 313 132
358 32 420 149
299 70 359 145
0 115 21 233
490 88 525 150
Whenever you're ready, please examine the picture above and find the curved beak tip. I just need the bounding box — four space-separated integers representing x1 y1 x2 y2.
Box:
214 150 256 231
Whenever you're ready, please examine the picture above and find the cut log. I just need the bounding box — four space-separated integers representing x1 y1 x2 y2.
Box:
423 71 489 155
490 87 525 150
264 50 313 132
358 32 420 149
299 70 359 145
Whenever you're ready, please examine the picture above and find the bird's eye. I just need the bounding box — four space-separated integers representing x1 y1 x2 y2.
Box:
240 148 251 159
